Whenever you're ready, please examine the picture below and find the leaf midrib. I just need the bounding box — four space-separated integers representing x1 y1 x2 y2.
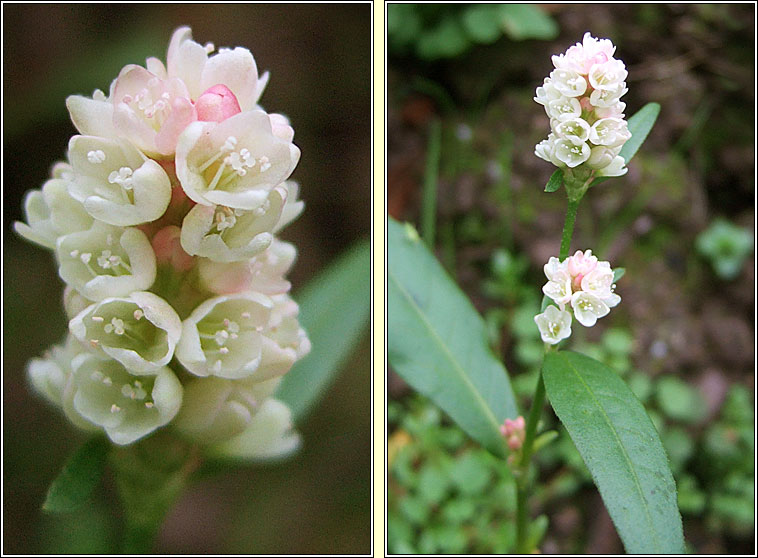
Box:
388 266 502 440
556 352 661 552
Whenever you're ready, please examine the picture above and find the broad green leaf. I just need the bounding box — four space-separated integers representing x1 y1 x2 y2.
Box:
619 102 661 163
43 436 109 513
388 217 518 458
499 4 558 41
544 169 563 193
543 351 684 554
275 239 370 421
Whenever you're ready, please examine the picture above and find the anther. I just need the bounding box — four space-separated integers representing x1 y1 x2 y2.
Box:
133 309 144 321
87 150 106 164
110 404 121 413
92 316 105 323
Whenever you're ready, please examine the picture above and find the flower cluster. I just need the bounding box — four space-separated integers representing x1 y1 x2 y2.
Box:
16 27 309 458
534 32 630 178
534 250 621 345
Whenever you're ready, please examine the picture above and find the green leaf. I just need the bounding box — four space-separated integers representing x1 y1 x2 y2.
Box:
275 239 370 421
655 376 706 424
544 169 563 193
498 4 559 41
388 217 518 458
542 351 684 554
619 102 661 164
612 267 626 282
43 436 109 513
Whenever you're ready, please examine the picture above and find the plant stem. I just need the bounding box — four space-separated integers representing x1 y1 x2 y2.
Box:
559 198 580 260
513 193 582 552
421 118 442 249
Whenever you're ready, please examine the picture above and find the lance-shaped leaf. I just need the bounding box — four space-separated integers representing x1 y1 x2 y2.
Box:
592 102 661 187
542 350 684 554
275 239 370 421
388 217 518 458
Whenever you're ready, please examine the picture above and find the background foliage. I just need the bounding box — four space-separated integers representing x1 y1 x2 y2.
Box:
3 4 370 554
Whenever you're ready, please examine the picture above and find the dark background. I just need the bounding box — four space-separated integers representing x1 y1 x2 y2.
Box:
3 3 371 554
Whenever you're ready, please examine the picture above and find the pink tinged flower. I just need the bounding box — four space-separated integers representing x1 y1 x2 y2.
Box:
56 221 157 301
151 225 195 272
589 82 628 108
175 110 300 210
570 291 610 327
195 84 242 122
273 181 304 233
554 138 590 168
197 239 296 296
588 59 628 90
588 118 631 148
167 26 267 111
112 65 197 156
67 136 172 226
580 264 615 299
566 249 598 277
67 353 182 445
534 305 573 345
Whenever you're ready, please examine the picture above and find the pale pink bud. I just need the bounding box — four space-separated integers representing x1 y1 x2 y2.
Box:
508 434 523 451
195 84 242 122
152 225 194 271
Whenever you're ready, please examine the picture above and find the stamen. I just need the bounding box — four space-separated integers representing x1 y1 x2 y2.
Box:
133 309 144 321
144 401 154 409
110 404 121 413
87 150 106 164
92 316 105 323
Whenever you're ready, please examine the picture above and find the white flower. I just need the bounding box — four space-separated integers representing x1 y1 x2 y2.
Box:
173 376 281 443
549 69 587 97
56 222 156 301
179 185 286 262
596 155 628 177
67 135 172 225
555 118 591 145
554 138 590 168
175 111 300 210
66 353 182 445
570 291 610 327
175 292 274 379
588 58 628 90
66 87 118 140
274 181 304 233
534 78 562 106
207 398 300 461
69 291 182 374
542 256 574 307
14 179 93 250
534 305 573 345
27 336 83 408
547 97 582 121
588 118 631 148
586 145 619 170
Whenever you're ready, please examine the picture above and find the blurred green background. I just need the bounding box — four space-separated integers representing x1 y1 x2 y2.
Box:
3 3 370 554
387 3 754 555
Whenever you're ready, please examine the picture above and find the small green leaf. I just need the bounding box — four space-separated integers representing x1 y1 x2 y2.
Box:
612 267 626 282
43 436 109 513
388 217 518 458
542 351 684 554
544 169 563 192
275 239 370 421
655 376 706 424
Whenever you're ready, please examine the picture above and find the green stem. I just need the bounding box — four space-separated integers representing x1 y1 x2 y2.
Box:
421 119 442 249
513 190 583 552
559 198 580 260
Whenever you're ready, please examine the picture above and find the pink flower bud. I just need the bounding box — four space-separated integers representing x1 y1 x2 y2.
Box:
508 434 523 451
152 225 194 271
195 84 242 122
